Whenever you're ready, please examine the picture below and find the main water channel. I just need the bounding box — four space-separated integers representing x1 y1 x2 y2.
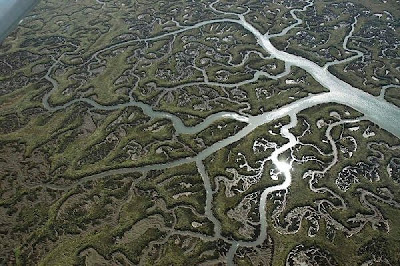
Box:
32 0 400 264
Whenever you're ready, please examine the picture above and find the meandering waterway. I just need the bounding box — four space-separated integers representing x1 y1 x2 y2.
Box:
9 0 400 264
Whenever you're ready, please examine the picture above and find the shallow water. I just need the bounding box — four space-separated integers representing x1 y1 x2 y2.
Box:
0 0 38 42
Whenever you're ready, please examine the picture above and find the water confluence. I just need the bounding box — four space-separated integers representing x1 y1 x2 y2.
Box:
12 1 400 264
237 14 400 138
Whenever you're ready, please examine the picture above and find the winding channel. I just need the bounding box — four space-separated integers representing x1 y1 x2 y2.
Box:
38 0 400 264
